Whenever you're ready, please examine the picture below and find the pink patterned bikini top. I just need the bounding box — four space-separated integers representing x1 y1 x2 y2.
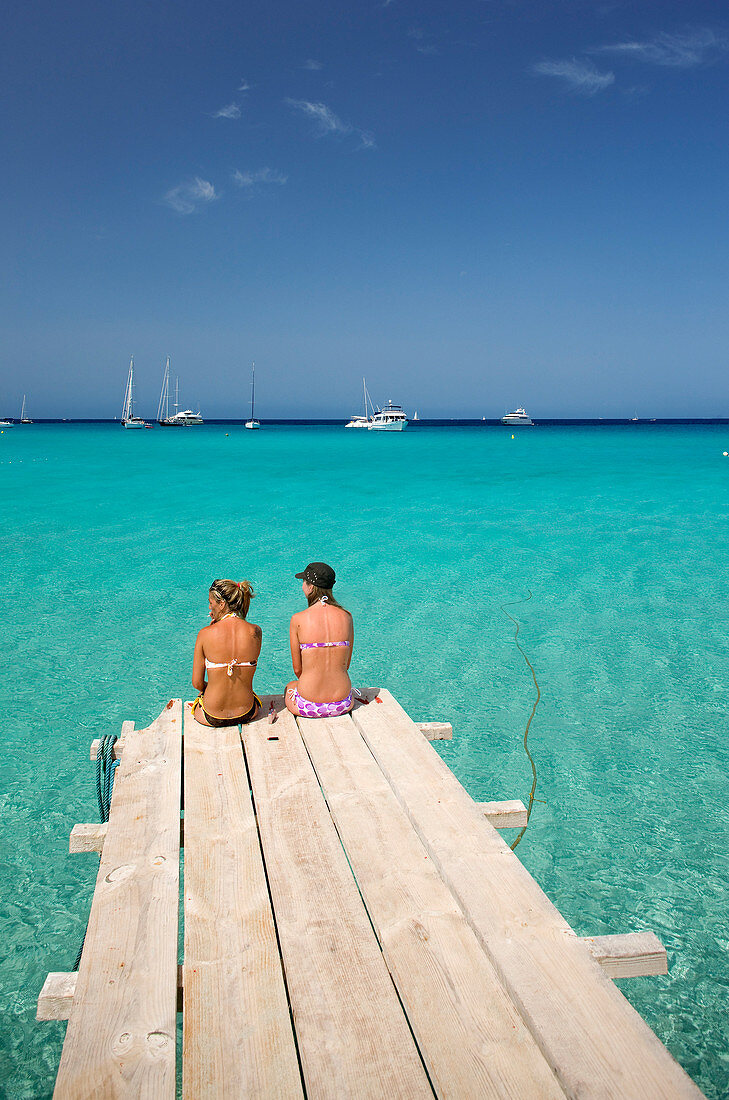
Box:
299 640 350 651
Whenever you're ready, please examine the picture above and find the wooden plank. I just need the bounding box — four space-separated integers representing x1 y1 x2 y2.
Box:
54 701 182 1099
416 722 453 741
37 973 78 1021
298 712 566 1100
90 718 134 761
582 932 668 979
242 697 432 1100
182 702 302 1099
478 800 528 829
352 691 703 1100
69 823 108 854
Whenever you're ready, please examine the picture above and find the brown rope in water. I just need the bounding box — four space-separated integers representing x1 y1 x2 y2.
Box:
500 591 541 850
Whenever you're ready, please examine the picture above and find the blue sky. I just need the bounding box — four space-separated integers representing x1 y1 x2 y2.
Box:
3 0 729 418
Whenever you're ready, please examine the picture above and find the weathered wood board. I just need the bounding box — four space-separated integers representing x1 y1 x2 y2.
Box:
242 702 432 1099
182 703 302 1098
54 701 182 1099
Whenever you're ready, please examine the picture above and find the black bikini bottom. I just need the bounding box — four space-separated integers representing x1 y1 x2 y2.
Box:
193 693 261 727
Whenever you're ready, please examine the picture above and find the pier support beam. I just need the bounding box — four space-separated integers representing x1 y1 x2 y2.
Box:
89 719 134 761
477 800 528 828
38 966 185 1021
69 823 108 854
581 932 668 978
416 722 453 741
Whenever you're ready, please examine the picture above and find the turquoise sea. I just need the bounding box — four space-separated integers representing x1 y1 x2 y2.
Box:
1 422 728 1098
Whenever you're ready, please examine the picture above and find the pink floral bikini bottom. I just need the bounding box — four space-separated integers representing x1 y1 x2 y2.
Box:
290 688 353 718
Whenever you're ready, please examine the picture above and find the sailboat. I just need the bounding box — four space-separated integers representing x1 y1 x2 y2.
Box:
345 378 375 428
245 362 260 429
157 358 172 425
121 357 151 429
158 359 203 425
20 395 33 423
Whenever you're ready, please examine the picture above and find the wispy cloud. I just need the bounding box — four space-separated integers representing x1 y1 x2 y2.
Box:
533 57 615 94
213 102 241 119
164 178 217 215
286 99 375 149
408 28 438 55
233 168 288 187
287 99 345 135
595 28 729 68
303 59 323 71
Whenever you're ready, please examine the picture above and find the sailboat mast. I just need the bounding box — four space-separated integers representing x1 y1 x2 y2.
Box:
122 357 134 421
363 377 374 419
251 362 255 420
157 358 169 422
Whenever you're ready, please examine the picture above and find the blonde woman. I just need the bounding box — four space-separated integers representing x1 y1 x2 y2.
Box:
191 579 262 726
285 562 354 717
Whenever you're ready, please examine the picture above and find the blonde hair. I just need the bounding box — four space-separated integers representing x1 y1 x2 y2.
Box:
306 585 345 611
210 578 255 618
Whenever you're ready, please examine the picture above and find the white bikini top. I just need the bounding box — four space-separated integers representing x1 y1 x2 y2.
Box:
205 656 256 676
206 612 257 676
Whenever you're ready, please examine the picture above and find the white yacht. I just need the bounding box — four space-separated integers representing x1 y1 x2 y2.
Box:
166 406 203 426
345 378 376 428
121 357 151 429
158 362 203 426
20 395 33 423
0 419 14 427
245 362 260 429
369 401 409 431
501 408 533 426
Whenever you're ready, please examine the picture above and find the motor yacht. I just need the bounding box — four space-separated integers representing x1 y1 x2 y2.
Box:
501 408 533 426
369 401 409 431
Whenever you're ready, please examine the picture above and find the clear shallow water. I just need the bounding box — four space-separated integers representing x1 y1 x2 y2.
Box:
1 423 728 1097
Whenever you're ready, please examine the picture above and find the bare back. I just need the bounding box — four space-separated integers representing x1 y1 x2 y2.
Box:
194 615 262 719
290 601 353 704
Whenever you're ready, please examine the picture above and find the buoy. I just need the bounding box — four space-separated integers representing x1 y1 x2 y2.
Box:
723 451 728 457
511 434 514 439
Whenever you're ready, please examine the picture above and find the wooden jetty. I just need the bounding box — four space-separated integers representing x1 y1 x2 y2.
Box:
38 690 704 1098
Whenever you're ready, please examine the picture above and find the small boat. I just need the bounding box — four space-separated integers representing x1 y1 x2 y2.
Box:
413 411 419 421
20 395 33 423
158 361 203 425
369 401 409 431
245 362 260 429
121 357 151 429
501 408 533 426
345 378 376 428
0 419 14 427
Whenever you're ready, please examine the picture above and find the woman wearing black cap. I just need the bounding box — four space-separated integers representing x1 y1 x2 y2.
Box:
285 562 354 718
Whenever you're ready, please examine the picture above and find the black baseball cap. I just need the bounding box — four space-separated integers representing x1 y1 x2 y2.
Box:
295 561 336 587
